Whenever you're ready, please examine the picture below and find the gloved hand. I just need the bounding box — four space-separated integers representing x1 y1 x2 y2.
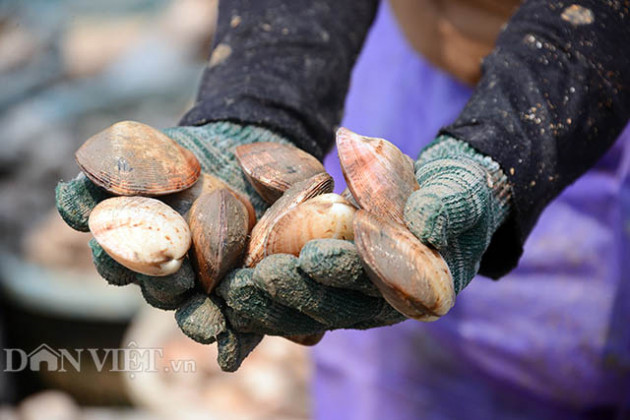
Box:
56 121 290 370
209 135 511 342
216 239 406 338
404 135 512 294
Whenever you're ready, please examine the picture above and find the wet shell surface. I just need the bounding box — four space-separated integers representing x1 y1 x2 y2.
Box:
162 173 256 231
187 189 250 293
244 172 334 267
265 193 356 257
353 210 454 321
337 127 419 225
75 121 201 196
88 196 191 276
235 142 325 204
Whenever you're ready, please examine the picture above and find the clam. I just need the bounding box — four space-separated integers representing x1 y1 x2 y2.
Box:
265 193 356 256
353 210 454 321
75 121 201 196
89 196 191 276
336 127 419 225
244 172 334 267
187 189 250 293
341 188 359 209
235 142 325 204
162 173 256 231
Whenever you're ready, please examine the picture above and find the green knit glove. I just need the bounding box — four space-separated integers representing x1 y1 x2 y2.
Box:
215 240 406 338
55 121 289 371
404 135 512 294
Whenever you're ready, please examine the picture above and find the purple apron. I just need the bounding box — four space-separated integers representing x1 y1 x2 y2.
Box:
316 2 630 419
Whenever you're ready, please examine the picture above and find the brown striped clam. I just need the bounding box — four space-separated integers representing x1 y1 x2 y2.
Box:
243 172 334 267
162 173 256 231
75 121 201 196
353 210 454 321
265 193 356 257
235 142 325 204
336 127 419 225
88 196 191 276
187 189 250 293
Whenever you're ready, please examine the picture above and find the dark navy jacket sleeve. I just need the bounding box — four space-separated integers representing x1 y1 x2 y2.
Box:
180 0 379 160
442 0 630 278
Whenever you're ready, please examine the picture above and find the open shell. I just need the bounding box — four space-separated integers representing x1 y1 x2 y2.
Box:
235 142 325 204
76 121 201 196
88 196 191 276
244 172 334 267
337 127 419 225
187 189 250 293
162 173 256 231
265 193 356 257
353 210 454 321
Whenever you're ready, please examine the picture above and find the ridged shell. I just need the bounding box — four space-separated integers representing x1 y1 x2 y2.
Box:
188 189 250 293
162 173 256 231
341 188 360 209
265 193 356 257
336 127 419 225
75 121 201 196
88 196 191 276
244 172 334 267
353 210 454 321
235 142 325 204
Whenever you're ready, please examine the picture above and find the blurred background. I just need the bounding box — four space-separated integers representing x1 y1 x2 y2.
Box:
0 0 310 418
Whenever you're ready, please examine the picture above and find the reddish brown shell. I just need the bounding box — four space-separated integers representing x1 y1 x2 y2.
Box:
187 189 249 293
75 121 201 196
336 127 419 225
235 142 325 204
265 193 356 257
353 210 454 321
243 172 334 267
162 173 256 231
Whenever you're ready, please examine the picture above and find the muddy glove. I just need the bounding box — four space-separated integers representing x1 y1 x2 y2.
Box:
56 121 289 370
404 135 512 294
216 239 406 337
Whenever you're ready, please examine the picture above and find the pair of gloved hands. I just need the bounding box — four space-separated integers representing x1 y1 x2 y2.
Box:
56 121 511 371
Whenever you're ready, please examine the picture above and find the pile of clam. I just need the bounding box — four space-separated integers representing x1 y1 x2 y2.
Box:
78 121 454 324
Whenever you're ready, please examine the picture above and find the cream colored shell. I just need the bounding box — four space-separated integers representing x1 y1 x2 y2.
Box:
265 193 356 257
89 196 191 276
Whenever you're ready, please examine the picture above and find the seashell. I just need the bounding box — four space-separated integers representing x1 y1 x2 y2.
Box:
341 187 360 209
336 127 419 225
244 172 334 267
353 210 454 321
89 196 191 276
75 120 201 196
188 189 250 293
162 173 256 231
265 193 356 257
235 142 325 204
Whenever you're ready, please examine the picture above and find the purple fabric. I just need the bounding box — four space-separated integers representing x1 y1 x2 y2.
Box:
315 2 630 419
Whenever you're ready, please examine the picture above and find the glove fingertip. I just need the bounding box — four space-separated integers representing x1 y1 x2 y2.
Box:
56 174 109 232
216 328 263 372
175 294 226 344
299 239 379 296
404 190 449 250
89 238 136 286
136 259 196 310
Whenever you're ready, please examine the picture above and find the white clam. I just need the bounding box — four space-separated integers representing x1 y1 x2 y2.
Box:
89 196 191 276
